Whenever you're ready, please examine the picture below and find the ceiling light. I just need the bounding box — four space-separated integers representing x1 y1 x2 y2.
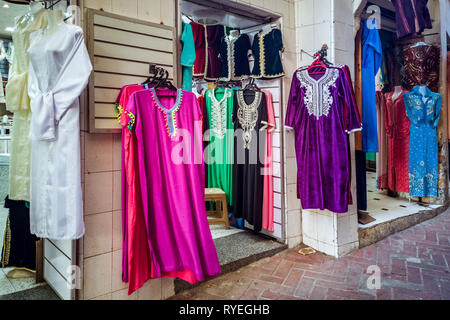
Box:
5 27 14 32
2 3 9 8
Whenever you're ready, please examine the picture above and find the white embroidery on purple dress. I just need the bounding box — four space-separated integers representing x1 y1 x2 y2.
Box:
296 68 339 119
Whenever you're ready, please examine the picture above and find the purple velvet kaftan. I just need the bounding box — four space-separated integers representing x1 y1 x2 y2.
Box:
126 88 221 282
285 67 362 213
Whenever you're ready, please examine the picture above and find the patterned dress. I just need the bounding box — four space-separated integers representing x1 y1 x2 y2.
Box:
384 88 410 193
404 85 441 197
402 43 440 92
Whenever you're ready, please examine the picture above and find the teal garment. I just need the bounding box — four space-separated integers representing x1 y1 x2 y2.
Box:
181 22 196 91
366 152 376 161
182 68 193 92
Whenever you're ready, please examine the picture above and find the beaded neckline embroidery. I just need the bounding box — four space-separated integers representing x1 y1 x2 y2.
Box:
296 68 339 119
237 90 262 149
151 88 183 138
208 88 231 139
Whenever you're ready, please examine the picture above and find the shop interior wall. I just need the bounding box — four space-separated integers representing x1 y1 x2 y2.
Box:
78 0 299 300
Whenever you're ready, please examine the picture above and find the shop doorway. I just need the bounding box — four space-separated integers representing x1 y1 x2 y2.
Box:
353 0 446 242
174 0 288 290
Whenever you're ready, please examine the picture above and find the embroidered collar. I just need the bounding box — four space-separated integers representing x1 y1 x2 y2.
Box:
386 87 408 103
411 85 432 99
211 88 228 105
259 27 274 38
236 90 262 150
303 67 331 83
208 88 231 139
150 88 183 138
225 34 240 44
296 68 339 119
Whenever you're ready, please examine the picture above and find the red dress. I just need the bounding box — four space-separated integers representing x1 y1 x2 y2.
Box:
191 22 206 77
385 89 410 193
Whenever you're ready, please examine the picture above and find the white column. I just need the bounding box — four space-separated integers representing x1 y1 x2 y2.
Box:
293 0 359 257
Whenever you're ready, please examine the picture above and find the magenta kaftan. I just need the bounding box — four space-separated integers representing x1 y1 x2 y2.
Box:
126 87 221 286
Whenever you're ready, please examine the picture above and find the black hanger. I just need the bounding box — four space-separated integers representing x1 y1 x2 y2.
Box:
317 44 332 66
155 69 177 91
215 79 231 89
243 78 260 92
143 65 162 86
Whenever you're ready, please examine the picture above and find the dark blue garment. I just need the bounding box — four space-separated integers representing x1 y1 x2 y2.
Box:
361 20 382 152
218 34 251 81
355 150 367 211
251 28 284 79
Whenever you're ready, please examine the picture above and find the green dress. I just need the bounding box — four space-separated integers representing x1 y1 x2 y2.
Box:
205 88 234 208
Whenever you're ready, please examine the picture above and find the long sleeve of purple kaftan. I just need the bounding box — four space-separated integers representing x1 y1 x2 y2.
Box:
285 68 361 213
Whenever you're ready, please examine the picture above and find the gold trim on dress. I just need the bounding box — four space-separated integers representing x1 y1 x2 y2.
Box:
251 29 285 80
1 215 11 268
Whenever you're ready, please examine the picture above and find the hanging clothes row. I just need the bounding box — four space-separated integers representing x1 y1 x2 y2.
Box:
188 19 285 83
1 5 91 272
201 83 276 232
116 75 221 295
360 12 442 199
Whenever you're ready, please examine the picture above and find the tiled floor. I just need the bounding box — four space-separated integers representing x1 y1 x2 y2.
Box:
361 172 441 229
209 223 245 240
171 207 450 300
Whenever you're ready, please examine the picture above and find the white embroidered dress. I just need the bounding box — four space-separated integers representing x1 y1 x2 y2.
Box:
27 23 92 239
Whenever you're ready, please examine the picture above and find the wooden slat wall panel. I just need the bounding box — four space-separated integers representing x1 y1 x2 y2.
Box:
94 26 173 52
94 88 121 103
95 103 118 118
93 57 174 78
94 42 173 66
94 14 173 39
95 119 122 129
94 72 148 89
87 9 176 133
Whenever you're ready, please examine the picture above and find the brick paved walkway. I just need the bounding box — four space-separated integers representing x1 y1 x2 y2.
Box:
172 209 450 300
